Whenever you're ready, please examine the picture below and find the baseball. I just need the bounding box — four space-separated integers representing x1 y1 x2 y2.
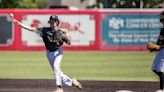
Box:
9 13 14 18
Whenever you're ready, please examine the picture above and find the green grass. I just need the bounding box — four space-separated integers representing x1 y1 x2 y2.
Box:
0 51 159 81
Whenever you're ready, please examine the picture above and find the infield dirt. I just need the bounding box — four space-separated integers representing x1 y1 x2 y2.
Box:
0 79 159 92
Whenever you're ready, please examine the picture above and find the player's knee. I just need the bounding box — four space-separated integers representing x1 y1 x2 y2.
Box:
54 65 60 71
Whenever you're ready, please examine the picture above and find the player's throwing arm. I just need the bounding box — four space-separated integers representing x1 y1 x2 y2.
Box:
9 13 36 31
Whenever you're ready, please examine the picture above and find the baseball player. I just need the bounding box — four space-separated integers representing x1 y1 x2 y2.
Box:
9 14 82 92
148 11 164 92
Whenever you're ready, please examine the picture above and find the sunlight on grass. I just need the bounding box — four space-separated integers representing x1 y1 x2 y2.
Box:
0 51 158 81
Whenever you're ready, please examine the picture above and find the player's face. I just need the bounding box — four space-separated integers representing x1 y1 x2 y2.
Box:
49 21 58 28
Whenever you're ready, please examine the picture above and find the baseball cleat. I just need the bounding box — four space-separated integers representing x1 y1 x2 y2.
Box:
72 78 83 89
53 88 64 92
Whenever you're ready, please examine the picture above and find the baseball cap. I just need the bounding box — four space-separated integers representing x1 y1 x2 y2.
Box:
48 15 59 22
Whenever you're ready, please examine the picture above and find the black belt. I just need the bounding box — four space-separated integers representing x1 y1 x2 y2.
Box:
48 48 58 52
48 49 57 52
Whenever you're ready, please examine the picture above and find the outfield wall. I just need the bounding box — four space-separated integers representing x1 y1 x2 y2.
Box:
0 9 163 51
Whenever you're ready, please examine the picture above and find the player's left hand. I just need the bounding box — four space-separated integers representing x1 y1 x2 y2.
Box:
147 42 160 52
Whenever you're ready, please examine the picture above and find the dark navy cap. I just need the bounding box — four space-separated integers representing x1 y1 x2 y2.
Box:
49 15 59 22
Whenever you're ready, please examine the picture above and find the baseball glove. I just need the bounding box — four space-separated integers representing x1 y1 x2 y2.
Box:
53 30 71 45
147 42 160 51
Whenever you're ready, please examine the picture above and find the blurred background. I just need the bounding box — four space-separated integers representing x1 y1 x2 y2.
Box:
0 0 164 9
0 0 164 86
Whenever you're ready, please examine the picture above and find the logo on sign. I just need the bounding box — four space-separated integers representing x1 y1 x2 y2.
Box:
59 22 84 34
109 17 124 30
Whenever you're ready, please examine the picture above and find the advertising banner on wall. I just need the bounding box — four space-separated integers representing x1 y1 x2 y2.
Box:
21 14 96 47
101 11 162 50
0 10 99 51
0 14 15 50
0 9 162 51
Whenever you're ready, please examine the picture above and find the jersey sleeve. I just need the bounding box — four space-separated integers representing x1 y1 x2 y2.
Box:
36 28 44 37
157 28 164 45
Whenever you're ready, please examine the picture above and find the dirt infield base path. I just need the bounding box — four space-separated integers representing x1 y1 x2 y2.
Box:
0 79 159 92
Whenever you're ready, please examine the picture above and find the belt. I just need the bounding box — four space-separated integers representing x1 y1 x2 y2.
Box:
48 48 59 52
48 50 57 52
